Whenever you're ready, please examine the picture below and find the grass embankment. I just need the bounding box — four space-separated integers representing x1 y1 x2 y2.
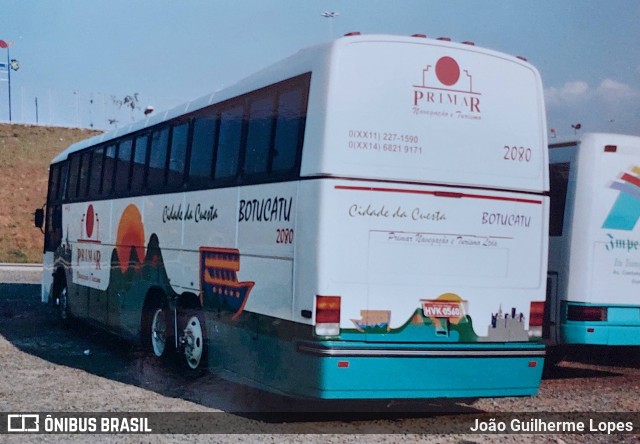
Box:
0 124 101 263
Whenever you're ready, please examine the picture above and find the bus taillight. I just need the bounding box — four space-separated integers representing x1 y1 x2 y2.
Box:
567 305 607 322
315 295 341 336
529 301 545 327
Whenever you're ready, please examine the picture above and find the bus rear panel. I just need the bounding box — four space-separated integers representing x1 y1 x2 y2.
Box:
286 36 549 398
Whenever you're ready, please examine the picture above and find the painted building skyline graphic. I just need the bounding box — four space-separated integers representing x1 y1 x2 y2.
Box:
603 165 640 231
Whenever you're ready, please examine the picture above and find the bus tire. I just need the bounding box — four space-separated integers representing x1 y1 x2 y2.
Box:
178 309 207 373
52 277 71 326
142 296 171 359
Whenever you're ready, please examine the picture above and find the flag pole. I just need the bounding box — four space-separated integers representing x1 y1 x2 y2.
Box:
0 40 11 122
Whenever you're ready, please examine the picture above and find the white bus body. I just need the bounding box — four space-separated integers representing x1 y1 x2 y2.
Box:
38 34 549 399
548 133 640 346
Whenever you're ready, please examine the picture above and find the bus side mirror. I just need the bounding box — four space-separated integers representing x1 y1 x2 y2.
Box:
34 208 44 229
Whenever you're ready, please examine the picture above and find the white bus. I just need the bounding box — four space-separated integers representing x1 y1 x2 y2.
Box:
547 133 640 348
35 33 549 399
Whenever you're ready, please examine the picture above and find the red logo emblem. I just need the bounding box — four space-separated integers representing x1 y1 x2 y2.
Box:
435 56 460 86
86 204 95 238
412 56 481 115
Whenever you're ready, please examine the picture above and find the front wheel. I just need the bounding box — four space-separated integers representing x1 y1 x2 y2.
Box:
52 279 71 326
142 298 171 359
150 306 169 358
179 311 207 371
58 286 70 322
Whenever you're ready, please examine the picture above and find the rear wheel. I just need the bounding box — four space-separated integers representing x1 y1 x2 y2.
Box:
179 310 207 371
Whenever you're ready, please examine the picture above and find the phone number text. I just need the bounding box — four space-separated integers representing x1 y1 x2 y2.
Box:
347 130 423 155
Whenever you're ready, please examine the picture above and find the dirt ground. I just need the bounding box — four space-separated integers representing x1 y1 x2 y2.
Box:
0 124 101 263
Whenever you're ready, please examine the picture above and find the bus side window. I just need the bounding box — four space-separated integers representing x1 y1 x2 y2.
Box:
115 139 134 194
549 162 571 236
44 164 62 251
148 127 170 190
272 86 306 174
78 152 91 199
244 94 275 177
57 161 69 202
215 104 243 181
131 134 149 192
101 145 117 197
88 147 104 198
167 122 190 188
45 204 63 251
48 163 61 204
188 115 217 188
67 154 81 201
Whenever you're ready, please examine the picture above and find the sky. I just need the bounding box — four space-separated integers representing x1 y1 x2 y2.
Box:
0 0 639 137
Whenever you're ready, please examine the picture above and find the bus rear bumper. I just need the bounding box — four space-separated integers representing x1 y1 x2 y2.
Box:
561 324 640 346
292 341 545 399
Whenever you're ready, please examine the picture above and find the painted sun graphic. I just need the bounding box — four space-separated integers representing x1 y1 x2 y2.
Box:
116 204 146 273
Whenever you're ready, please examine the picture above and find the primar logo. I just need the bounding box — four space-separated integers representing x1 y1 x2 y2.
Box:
76 204 102 273
602 166 640 231
412 56 481 119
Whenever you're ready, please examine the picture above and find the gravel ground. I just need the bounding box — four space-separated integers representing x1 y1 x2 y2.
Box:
0 273 638 443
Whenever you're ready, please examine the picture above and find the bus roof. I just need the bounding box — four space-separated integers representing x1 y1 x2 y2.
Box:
52 33 539 164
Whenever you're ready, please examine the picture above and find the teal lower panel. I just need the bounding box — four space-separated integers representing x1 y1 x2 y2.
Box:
561 323 640 345
206 319 544 399
291 349 543 400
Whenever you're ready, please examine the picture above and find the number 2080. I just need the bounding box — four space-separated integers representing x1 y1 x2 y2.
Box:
503 145 532 162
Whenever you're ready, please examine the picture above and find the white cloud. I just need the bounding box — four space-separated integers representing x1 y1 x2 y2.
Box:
596 79 638 101
545 78 639 106
544 80 590 105
546 78 640 137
